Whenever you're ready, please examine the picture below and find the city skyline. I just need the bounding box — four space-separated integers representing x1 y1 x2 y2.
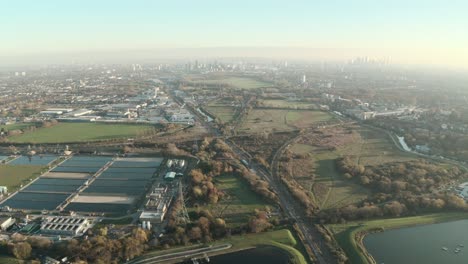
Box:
1 0 467 69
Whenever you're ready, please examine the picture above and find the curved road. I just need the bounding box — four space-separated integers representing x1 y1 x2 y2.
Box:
127 243 232 264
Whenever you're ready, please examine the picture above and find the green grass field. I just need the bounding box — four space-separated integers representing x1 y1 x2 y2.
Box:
328 212 468 264
0 165 44 191
6 123 153 143
192 77 273 89
204 101 237 123
189 173 272 228
239 109 334 134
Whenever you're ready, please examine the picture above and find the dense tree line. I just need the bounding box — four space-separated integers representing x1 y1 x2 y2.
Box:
337 157 465 196
0 229 150 263
194 138 278 203
317 157 468 223
163 209 229 247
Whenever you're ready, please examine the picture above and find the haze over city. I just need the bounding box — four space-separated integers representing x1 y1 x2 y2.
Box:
1 0 468 69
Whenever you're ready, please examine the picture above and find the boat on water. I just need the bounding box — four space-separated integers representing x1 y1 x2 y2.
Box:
442 247 448 251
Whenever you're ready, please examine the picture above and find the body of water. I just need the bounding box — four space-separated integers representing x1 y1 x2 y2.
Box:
9 155 58 165
364 220 468 264
179 246 291 264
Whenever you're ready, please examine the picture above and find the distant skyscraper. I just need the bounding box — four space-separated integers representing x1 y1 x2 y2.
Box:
302 75 306 83
21 72 26 76
15 72 19 77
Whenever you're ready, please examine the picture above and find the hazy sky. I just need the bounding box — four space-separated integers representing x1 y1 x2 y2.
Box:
1 0 467 68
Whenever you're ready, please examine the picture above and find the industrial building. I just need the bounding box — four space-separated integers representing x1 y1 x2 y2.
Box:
0 216 15 231
40 216 91 236
166 159 186 170
165 171 176 180
139 186 173 224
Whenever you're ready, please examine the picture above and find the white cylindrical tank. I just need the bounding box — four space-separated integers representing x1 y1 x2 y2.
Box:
142 221 147 229
146 221 152 230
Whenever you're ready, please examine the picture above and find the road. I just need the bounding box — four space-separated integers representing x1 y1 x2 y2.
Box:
127 243 232 264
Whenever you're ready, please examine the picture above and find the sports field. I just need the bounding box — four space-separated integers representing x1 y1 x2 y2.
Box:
6 123 153 143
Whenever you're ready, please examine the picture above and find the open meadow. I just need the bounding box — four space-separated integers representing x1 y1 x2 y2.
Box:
6 123 153 143
204 100 238 124
285 125 417 210
239 109 334 134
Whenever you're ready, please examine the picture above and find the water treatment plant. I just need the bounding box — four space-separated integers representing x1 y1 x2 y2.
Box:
0 154 186 239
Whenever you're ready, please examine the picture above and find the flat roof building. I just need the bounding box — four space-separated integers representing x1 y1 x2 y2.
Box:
40 216 91 236
0 217 15 231
165 171 176 180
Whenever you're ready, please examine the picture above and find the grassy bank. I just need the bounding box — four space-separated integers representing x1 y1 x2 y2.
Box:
328 212 468 264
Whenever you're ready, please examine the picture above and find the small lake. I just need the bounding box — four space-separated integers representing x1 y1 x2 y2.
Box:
364 220 468 264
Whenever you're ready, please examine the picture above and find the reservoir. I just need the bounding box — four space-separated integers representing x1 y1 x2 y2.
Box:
364 220 468 264
179 246 291 264
210 246 290 264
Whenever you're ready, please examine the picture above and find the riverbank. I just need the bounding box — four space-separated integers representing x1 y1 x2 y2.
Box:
327 212 468 264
